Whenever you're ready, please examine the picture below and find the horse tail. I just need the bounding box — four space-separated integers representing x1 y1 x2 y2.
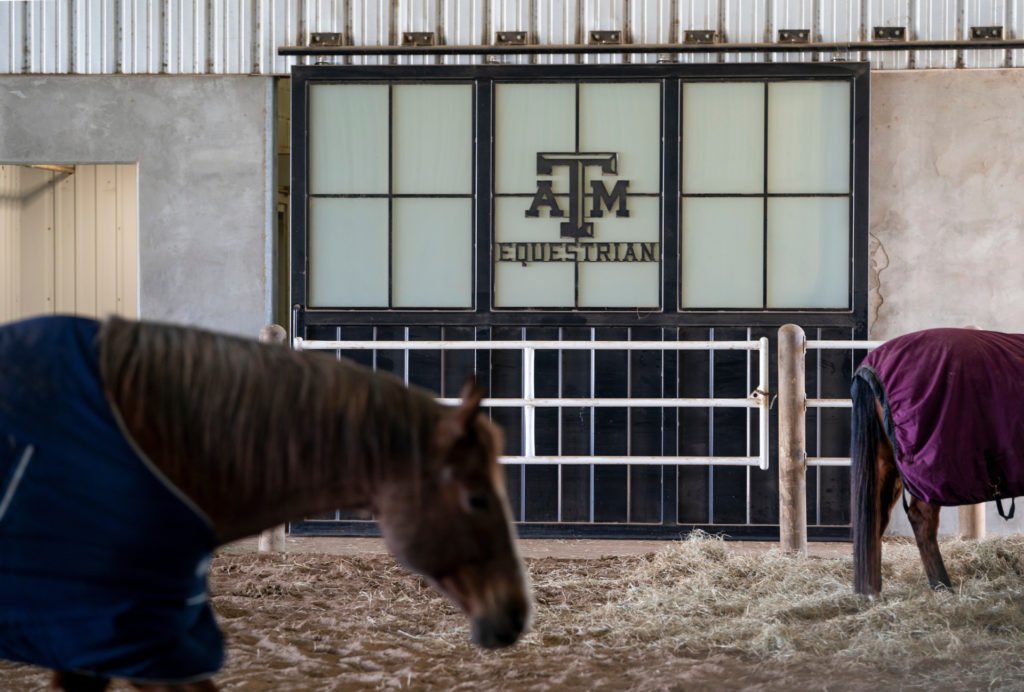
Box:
851 373 883 596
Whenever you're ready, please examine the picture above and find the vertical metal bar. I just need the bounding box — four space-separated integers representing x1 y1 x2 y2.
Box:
557 327 563 522
815 327 822 524
588 326 595 522
626 326 632 521
758 336 770 470
707 327 714 523
778 323 807 555
522 344 536 458
403 325 409 385
746 328 752 525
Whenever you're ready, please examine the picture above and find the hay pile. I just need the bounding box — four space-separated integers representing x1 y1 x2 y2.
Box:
574 532 1024 686
4 533 1024 690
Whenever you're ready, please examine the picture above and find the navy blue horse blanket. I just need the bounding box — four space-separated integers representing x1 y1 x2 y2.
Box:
0 316 222 682
855 328 1024 507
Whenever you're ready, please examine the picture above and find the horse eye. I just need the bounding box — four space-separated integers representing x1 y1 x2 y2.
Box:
465 492 491 512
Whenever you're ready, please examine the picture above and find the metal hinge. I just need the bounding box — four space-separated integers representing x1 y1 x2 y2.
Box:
496 31 528 46
589 30 622 45
971 26 1004 41
402 32 436 47
873 26 907 41
685 30 718 45
309 32 344 47
778 29 811 44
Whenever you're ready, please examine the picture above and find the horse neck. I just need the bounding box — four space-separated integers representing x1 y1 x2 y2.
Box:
99 319 439 544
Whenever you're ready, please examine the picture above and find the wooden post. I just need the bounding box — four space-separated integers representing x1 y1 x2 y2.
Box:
258 323 288 553
959 504 986 540
778 324 807 556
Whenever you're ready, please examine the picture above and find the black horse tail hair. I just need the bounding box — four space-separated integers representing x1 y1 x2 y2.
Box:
851 373 883 596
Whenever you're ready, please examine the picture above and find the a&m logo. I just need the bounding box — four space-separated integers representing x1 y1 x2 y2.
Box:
496 151 658 266
524 152 630 238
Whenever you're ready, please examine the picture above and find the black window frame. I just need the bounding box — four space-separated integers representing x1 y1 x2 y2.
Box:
291 61 869 335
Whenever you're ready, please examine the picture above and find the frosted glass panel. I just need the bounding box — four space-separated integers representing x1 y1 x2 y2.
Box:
309 198 388 307
768 82 850 194
579 263 659 308
494 263 575 308
767 198 849 308
586 196 660 243
494 196 568 242
495 83 575 193
682 83 764 194
392 199 472 308
393 84 472 194
309 84 388 195
579 82 661 194
681 198 763 308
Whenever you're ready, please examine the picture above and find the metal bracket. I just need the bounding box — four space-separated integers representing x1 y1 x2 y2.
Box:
402 32 436 47
496 31 528 46
778 29 811 44
684 30 718 45
873 26 907 41
589 30 622 45
971 26 1004 41
309 32 344 47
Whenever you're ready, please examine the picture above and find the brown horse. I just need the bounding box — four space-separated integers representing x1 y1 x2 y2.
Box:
850 328 1024 596
0 315 530 691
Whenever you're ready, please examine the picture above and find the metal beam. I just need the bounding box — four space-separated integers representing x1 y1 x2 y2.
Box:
279 38 1024 58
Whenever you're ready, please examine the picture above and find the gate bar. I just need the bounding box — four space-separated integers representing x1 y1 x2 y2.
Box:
295 337 772 470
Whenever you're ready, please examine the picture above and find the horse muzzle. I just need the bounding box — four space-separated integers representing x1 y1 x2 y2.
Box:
471 600 530 649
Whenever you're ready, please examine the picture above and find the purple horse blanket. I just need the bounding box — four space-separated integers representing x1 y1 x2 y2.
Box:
855 328 1024 507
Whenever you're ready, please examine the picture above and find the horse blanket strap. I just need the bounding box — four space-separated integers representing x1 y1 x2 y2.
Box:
997 497 1016 520
0 316 222 683
856 328 1024 508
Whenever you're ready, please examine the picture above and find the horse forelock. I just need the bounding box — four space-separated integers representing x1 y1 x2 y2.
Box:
97 317 445 536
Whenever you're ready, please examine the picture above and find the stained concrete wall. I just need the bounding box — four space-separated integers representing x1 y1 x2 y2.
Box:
0 76 272 337
869 69 1024 537
869 69 1024 338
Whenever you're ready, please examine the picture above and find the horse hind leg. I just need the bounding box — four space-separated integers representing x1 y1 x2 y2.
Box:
906 496 952 590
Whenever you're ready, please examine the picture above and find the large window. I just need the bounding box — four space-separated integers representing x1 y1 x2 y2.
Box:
493 81 661 309
293 63 867 329
307 82 473 308
681 81 851 309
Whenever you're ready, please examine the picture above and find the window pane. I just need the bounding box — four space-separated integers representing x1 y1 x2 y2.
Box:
393 84 473 194
682 82 765 194
681 198 764 308
309 84 388 195
767 198 849 308
578 196 660 308
309 198 388 307
494 263 575 308
392 198 472 307
767 81 850 194
579 82 661 194
579 263 659 308
494 196 574 307
495 83 575 194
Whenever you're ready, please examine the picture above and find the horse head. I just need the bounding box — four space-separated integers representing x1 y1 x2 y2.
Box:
374 377 531 649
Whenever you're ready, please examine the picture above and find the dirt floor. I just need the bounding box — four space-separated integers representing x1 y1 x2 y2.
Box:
3 536 1023 691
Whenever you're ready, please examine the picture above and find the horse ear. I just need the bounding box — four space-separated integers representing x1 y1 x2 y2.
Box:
454 374 486 431
437 375 486 454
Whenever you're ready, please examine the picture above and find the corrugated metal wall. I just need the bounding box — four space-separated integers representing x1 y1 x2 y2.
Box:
1 0 1020 75
0 164 139 323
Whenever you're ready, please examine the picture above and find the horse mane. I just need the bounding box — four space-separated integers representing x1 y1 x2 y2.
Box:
97 316 445 536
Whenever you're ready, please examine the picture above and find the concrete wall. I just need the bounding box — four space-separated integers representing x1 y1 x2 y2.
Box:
0 76 272 337
869 69 1024 338
870 69 1024 537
